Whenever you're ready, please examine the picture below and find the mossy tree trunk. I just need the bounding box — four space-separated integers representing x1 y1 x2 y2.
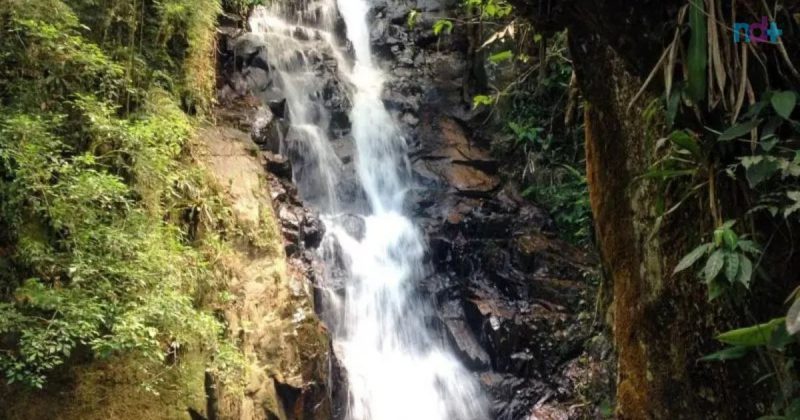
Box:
509 1 768 417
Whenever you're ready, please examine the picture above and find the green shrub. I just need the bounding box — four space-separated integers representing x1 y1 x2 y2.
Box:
0 0 235 390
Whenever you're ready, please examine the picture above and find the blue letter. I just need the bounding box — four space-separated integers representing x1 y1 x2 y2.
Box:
734 22 750 43
767 21 783 43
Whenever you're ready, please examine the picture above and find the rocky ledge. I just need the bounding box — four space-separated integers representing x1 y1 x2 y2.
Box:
411 114 610 419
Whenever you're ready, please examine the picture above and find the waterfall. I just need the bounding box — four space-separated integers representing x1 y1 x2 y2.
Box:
250 2 488 419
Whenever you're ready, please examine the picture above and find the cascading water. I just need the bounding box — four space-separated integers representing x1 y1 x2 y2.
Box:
250 2 488 419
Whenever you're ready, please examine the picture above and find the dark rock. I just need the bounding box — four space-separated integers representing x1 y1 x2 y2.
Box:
302 211 325 249
250 106 283 153
267 98 288 119
264 152 292 179
242 67 270 92
215 21 344 420
444 318 492 370
330 342 349 420
250 48 270 72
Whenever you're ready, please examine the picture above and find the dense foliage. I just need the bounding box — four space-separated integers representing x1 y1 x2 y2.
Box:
0 0 238 390
437 0 800 417
640 1 800 415
500 33 590 247
434 0 592 246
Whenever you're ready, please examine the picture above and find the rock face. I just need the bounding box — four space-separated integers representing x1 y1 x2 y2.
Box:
203 97 336 420
365 2 608 418
218 2 608 418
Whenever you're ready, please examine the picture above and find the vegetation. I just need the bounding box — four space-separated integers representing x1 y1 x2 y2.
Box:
437 0 592 246
223 0 265 21
637 1 800 415
437 0 800 416
502 33 591 247
1 0 797 417
0 0 241 392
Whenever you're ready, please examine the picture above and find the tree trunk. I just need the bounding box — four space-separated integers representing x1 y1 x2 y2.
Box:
509 1 767 417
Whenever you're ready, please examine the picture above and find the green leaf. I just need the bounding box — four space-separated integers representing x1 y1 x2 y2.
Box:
771 90 797 120
716 318 785 347
721 228 738 250
714 229 725 246
741 155 780 188
669 130 701 157
699 345 750 361
703 249 725 282
736 255 753 288
724 252 739 283
719 119 761 141
433 19 453 36
674 243 711 274
743 99 769 119
768 323 794 349
488 50 513 64
707 278 726 301
666 88 681 129
686 0 707 102
736 240 761 255
760 117 783 152
472 95 494 109
407 10 420 29
785 191 800 218
760 136 779 152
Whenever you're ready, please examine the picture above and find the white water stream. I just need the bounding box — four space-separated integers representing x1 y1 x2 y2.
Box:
250 2 487 419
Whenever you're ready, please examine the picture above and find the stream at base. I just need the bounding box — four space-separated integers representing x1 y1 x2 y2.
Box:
249 1 488 419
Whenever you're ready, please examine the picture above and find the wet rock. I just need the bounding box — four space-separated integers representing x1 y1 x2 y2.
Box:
250 106 285 153
267 98 288 119
250 48 270 72
480 372 549 420
444 318 491 370
442 163 501 195
331 214 366 241
411 116 501 197
319 235 350 290
302 212 325 249
242 67 270 92
329 342 349 420
264 152 292 179
418 183 597 418
217 29 276 104
268 167 327 259
232 32 267 58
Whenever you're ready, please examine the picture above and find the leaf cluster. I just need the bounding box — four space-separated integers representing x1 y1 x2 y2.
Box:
0 0 240 390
